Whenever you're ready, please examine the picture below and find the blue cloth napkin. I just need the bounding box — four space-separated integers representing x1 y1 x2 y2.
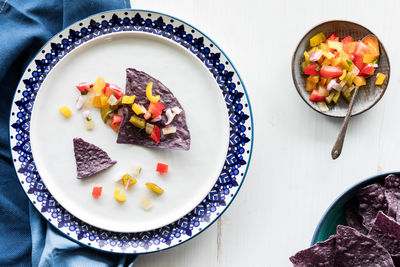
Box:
0 0 139 266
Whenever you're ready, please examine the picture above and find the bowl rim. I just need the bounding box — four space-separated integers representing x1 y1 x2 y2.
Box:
311 171 400 245
291 19 391 118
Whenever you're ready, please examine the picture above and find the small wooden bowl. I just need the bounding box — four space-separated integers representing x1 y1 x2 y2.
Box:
291 20 390 118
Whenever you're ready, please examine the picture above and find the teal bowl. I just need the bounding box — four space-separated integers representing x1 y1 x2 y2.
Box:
311 171 400 245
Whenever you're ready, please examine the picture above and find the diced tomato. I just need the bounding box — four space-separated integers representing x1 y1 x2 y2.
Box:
110 124 119 132
110 114 123 127
105 84 124 99
320 66 343 78
92 186 102 198
144 112 151 120
156 162 168 174
148 101 165 118
76 82 92 95
309 89 326 102
348 54 354 61
353 41 369 57
326 33 339 42
341 36 354 44
359 64 375 77
352 55 364 71
304 64 319 75
101 83 110 94
343 42 357 54
149 125 161 144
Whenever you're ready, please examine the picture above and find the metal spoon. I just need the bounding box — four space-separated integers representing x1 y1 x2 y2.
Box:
331 35 378 159
331 86 359 159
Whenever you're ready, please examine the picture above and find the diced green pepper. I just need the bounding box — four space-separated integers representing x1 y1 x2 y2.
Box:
333 90 341 104
325 91 335 104
100 108 112 123
346 73 356 87
129 115 145 129
301 61 306 74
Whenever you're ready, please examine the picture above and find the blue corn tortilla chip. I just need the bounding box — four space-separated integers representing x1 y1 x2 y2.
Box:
369 211 400 262
357 183 388 231
289 236 336 267
344 197 368 235
385 174 400 222
335 225 394 267
73 138 116 179
117 68 190 150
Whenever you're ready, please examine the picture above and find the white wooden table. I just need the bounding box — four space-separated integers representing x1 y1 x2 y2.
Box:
131 0 400 266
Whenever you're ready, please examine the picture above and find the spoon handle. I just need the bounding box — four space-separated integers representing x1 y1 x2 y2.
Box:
331 86 360 160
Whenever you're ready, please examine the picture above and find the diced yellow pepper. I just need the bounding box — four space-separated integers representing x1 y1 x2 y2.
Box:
320 77 327 87
338 51 349 60
331 58 342 67
320 43 330 53
145 182 164 195
92 77 106 95
366 41 380 57
363 54 377 64
59 105 72 118
322 51 334 60
328 41 343 52
93 96 102 108
339 70 347 81
122 95 136 104
310 32 326 47
346 73 356 87
304 51 310 64
307 47 318 55
100 96 109 106
375 73 386 85
306 75 319 91
93 96 110 108
321 58 331 66
114 188 126 202
340 59 351 71
353 76 366 87
132 103 144 115
145 82 160 103
122 174 137 187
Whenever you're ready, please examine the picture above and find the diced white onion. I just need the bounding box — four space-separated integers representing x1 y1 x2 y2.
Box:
327 79 337 91
162 126 177 135
140 196 153 210
85 119 94 130
107 94 119 106
109 83 122 91
145 123 154 135
317 102 329 112
333 83 341 91
351 65 360 75
151 115 161 123
165 108 176 125
81 109 90 119
309 50 323 62
124 179 130 190
132 166 142 177
172 106 182 115
75 95 87 110
138 104 147 113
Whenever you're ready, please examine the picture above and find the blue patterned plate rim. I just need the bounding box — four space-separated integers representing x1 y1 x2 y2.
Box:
9 9 254 254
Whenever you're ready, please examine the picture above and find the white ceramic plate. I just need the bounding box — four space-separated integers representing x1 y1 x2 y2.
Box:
30 31 229 233
10 10 253 253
